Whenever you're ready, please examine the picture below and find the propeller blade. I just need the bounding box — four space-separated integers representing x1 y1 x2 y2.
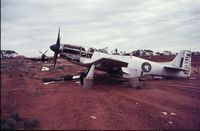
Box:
39 51 43 55
50 27 61 69
44 50 48 55
44 54 49 59
53 53 58 69
56 27 60 46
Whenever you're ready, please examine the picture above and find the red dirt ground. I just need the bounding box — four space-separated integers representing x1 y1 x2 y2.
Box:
1 56 200 130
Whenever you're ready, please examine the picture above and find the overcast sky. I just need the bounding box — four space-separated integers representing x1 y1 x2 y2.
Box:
1 0 200 57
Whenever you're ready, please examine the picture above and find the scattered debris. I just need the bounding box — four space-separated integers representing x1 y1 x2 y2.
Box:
162 111 176 117
75 81 81 85
162 111 168 115
44 81 56 85
170 112 176 116
41 67 49 71
168 121 173 124
90 116 97 120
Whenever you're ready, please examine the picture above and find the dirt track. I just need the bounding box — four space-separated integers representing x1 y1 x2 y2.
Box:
1 57 200 130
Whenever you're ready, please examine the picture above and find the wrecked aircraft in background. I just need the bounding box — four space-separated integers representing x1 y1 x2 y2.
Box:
25 50 53 62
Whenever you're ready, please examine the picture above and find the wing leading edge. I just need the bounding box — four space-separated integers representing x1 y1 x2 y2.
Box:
93 58 128 68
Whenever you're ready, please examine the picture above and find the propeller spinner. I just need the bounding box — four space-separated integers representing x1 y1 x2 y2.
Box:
50 27 61 69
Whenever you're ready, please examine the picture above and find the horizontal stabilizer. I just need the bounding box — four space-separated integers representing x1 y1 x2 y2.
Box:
164 65 188 71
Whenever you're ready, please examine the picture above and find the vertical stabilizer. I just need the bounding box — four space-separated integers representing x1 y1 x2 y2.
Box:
171 50 191 74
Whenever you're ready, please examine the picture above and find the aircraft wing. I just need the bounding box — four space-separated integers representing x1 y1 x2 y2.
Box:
164 65 188 71
92 58 128 69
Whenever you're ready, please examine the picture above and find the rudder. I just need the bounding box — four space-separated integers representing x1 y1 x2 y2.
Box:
171 50 191 74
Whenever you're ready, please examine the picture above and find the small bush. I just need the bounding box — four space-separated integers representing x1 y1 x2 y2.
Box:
5 118 17 130
1 123 11 130
1 118 7 124
23 118 39 129
11 112 21 122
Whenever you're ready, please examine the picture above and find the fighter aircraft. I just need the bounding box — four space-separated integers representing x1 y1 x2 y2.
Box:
49 28 191 88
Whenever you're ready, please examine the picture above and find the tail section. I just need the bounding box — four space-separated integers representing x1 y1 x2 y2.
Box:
164 50 191 77
171 50 191 70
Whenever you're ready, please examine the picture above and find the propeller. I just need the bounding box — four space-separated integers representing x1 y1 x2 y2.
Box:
39 50 49 61
50 27 61 69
